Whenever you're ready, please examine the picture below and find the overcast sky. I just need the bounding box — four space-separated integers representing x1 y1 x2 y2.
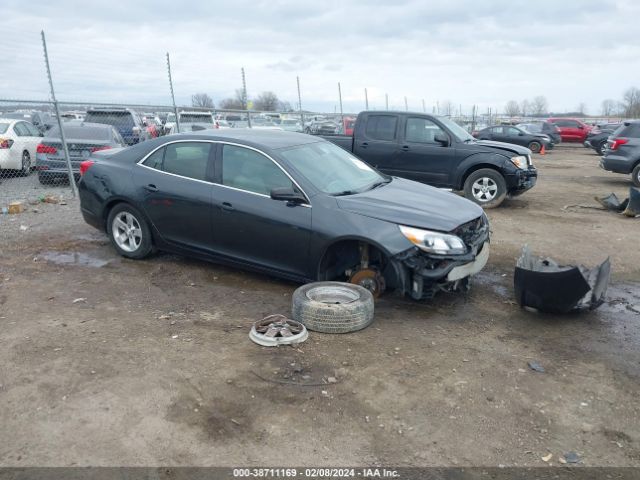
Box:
2 0 639 114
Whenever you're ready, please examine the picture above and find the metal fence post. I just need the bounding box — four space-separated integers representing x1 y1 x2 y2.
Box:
422 99 426 113
338 82 344 125
166 53 180 133
364 88 369 110
385 94 389 111
242 68 251 128
41 31 77 197
296 76 304 127
404 96 408 111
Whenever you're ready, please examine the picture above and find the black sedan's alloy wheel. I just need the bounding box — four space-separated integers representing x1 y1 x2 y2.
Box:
528 141 541 153
106 204 153 259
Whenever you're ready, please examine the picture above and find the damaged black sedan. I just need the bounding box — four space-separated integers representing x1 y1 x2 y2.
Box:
78 130 489 300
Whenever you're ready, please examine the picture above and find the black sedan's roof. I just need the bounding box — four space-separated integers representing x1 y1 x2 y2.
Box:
173 129 321 150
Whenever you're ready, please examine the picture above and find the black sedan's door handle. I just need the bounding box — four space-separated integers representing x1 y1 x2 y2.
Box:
401 145 410 151
221 202 235 212
144 184 158 192
360 142 368 148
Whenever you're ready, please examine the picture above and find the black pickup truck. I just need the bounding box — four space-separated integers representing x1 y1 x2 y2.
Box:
321 111 538 207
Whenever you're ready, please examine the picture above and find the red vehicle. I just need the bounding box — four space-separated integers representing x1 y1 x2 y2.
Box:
547 118 592 143
341 116 356 136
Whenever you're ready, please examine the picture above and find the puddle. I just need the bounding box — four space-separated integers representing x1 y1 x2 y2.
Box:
39 251 112 268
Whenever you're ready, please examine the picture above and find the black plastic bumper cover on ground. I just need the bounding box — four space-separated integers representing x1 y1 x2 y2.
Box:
514 245 611 314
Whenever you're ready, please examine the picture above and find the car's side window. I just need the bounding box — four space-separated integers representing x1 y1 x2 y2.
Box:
162 142 211 181
142 148 165 170
364 115 398 141
507 127 521 136
26 123 40 136
405 118 445 144
492 126 504 135
13 122 29 137
221 144 292 196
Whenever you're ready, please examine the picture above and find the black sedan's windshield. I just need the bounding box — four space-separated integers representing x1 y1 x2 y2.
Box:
279 142 386 195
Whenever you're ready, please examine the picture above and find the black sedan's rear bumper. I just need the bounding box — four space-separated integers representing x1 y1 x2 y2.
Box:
505 167 537 196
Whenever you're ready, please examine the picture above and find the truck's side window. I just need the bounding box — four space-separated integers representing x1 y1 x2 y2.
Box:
365 115 397 141
405 118 446 144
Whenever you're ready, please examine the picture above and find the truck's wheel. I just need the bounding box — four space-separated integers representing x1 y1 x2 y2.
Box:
632 164 640 188
463 168 507 209
291 282 374 333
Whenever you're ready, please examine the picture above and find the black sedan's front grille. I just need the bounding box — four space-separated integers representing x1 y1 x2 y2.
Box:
452 214 489 250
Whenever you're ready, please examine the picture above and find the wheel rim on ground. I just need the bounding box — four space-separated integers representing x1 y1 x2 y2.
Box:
471 177 498 202
529 142 541 153
112 211 142 253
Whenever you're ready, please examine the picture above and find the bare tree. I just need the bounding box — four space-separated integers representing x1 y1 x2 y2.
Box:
577 103 587 115
278 100 293 112
219 89 248 110
191 93 214 109
520 99 531 117
622 87 640 117
601 99 616 116
253 91 279 111
531 96 548 116
504 100 520 117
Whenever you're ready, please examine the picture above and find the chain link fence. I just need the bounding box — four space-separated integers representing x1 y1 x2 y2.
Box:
0 98 360 210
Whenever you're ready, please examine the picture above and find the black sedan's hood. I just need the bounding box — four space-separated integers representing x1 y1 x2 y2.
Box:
336 177 483 232
474 140 531 155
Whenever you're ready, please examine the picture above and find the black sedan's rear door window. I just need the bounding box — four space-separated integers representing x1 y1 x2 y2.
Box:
163 142 211 181
141 142 211 181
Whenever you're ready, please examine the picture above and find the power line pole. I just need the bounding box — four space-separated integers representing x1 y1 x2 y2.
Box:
422 99 426 113
166 52 180 133
296 76 304 128
41 30 77 197
364 88 369 110
242 67 251 128
404 96 408 111
385 93 389 110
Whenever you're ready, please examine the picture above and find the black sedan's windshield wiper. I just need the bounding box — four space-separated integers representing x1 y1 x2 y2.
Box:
368 179 391 190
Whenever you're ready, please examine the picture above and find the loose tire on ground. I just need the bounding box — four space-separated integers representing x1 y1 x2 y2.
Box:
106 203 153 259
632 164 640 188
463 168 507 209
291 281 374 334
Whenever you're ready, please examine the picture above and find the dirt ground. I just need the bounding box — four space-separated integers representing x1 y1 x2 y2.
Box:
0 145 639 467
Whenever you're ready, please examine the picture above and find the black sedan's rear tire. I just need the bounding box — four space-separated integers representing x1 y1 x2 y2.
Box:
528 141 541 153
291 282 374 333
106 203 153 259
463 168 507 209
632 164 640 188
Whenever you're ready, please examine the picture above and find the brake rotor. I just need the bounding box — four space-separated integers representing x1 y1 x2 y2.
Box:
349 268 386 298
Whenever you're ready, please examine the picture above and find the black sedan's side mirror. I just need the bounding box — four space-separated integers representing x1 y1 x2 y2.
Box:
270 187 306 204
434 133 450 147
518 132 524 136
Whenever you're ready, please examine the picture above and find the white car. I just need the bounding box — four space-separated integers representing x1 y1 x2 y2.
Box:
0 118 42 175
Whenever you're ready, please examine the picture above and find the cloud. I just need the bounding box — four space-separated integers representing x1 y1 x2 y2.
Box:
0 0 638 114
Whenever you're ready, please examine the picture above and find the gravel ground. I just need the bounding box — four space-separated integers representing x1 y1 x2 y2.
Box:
0 145 639 467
